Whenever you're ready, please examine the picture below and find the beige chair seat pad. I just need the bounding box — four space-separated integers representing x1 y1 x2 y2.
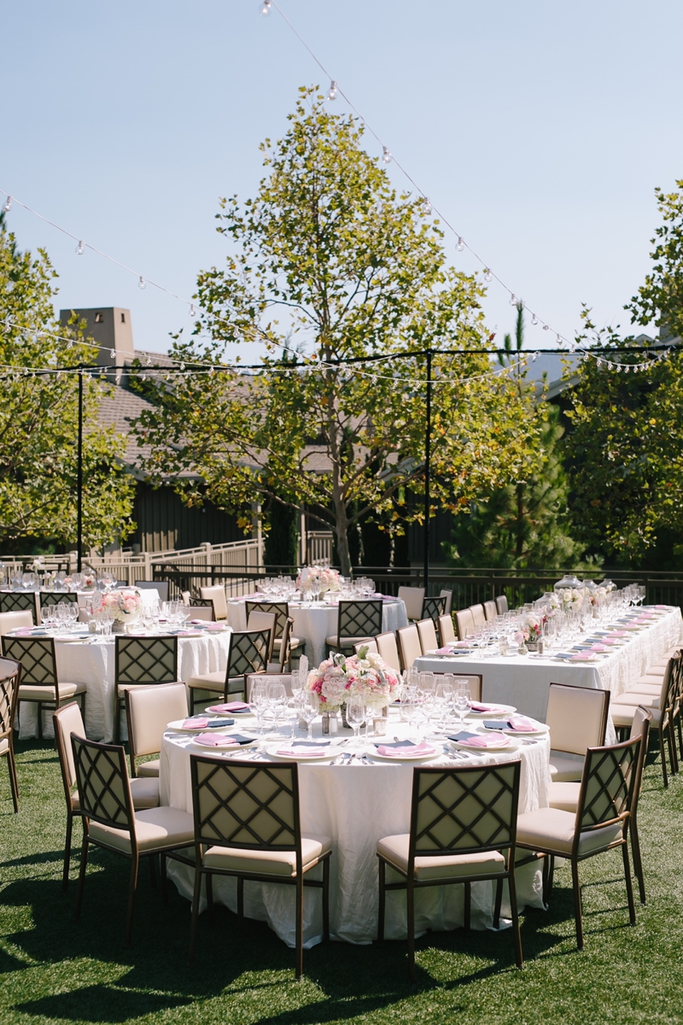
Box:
325 635 375 648
188 672 227 690
136 758 160 778
548 780 581 813
19 682 83 702
611 704 662 729
377 833 506 882
612 692 659 709
630 681 664 695
549 750 585 781
203 833 331 878
273 636 303 649
89 806 194 854
517 807 623 857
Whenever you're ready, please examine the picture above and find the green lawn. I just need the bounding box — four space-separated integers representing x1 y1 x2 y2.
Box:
1 738 682 1025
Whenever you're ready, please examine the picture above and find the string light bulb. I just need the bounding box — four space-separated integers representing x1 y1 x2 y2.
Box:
382 146 391 164
2 196 11 213
189 303 196 317
328 80 338 101
484 268 492 282
509 294 516 306
260 0 271 15
75 240 84 256
531 314 538 326
457 237 464 252
421 197 431 216
138 276 146 290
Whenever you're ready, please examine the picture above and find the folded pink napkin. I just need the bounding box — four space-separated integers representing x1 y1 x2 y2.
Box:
376 742 435 758
590 644 608 652
276 746 328 758
606 631 628 637
460 734 508 748
15 628 34 636
194 733 239 747
470 702 497 713
571 653 596 661
205 623 226 630
602 638 621 645
507 716 538 732
183 717 209 729
209 701 250 713
655 604 670 609
435 646 454 654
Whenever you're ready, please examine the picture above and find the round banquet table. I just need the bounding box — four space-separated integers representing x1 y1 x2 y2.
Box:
13 626 233 742
227 595 408 666
160 711 550 948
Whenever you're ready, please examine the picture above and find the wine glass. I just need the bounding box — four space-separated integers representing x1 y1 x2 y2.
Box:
298 690 318 741
250 680 270 737
345 696 365 749
454 679 471 729
268 681 288 731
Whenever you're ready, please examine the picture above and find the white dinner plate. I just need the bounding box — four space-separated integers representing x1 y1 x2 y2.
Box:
206 704 254 716
482 720 549 737
190 735 257 750
467 703 517 717
166 718 235 733
265 743 338 762
368 745 441 762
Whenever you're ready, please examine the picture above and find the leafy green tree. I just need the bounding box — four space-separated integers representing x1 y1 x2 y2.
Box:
0 215 136 550
445 306 581 569
134 88 545 575
627 179 683 341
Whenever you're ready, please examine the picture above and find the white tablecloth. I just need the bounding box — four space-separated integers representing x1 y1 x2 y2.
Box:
414 607 682 727
160 711 550 948
16 628 233 742
227 597 408 666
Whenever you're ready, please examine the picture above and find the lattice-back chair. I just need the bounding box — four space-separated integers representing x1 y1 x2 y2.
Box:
0 591 37 623
125 682 188 778
245 601 305 666
454 608 475 640
546 683 610 781
397 624 422 671
186 605 214 623
469 604 486 630
0 657 21 813
377 761 522 980
189 597 215 619
39 591 79 609
325 599 383 655
611 651 681 787
71 734 194 943
421 594 447 623
2 636 86 740
416 618 438 654
517 734 641 950
199 585 228 621
495 594 508 615
246 610 276 663
114 636 179 742
437 614 456 647
135 580 170 602
54 702 160 891
397 586 425 622
188 628 270 713
483 600 498 622
188 756 332 979
376 632 401 672
451 673 483 702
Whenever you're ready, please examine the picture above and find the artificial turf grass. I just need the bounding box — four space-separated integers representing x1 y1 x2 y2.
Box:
1 739 683 1025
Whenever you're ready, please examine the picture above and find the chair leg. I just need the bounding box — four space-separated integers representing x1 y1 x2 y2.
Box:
74 833 90 921
464 881 471 931
295 876 304 980
62 812 73 890
125 856 139 945
493 878 503 929
622 842 637 926
322 856 330 942
189 864 203 963
661 728 669 788
667 723 678 775
407 877 416 982
377 858 386 943
7 745 19 814
206 873 214 924
571 859 584 950
507 867 524 968
630 813 646 905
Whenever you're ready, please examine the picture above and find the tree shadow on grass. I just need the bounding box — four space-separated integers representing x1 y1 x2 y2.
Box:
16 985 192 1023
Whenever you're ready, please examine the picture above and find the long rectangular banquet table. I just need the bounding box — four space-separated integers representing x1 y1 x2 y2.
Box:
10 625 233 742
160 710 550 948
414 605 683 724
227 595 408 666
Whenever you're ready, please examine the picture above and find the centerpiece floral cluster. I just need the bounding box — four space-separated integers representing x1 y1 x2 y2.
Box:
92 589 142 622
305 647 401 712
296 565 340 595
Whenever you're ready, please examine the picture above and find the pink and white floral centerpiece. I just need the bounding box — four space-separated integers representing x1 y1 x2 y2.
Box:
296 565 340 596
306 647 401 712
92 589 143 625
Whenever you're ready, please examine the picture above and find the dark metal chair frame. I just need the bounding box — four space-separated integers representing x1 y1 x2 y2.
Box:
0 591 37 622
1 635 85 740
518 734 641 951
421 595 448 622
71 733 193 943
330 599 383 653
188 597 216 619
245 601 305 667
39 591 79 608
187 755 330 979
378 761 522 980
189 628 270 713
114 636 179 742
0 657 21 812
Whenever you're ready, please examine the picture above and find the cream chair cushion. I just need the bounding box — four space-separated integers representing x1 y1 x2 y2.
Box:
546 685 608 756
397 587 425 622
611 704 661 729
136 758 161 778
376 632 401 672
416 619 438 653
203 833 331 877
517 807 623 857
325 634 374 648
127 683 188 760
199 586 228 621
377 833 506 882
549 751 585 780
0 737 8 755
19 682 81 702
188 672 226 691
0 610 34 633
89 806 194 854
547 780 581 813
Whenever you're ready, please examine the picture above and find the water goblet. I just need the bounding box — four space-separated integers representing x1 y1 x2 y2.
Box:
298 690 319 741
345 696 365 749
454 679 471 729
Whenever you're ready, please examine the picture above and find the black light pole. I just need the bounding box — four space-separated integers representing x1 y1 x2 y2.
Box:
423 348 432 592
76 367 83 573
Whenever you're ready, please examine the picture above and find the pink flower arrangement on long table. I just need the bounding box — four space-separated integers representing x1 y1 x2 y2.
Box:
92 589 142 622
306 647 401 712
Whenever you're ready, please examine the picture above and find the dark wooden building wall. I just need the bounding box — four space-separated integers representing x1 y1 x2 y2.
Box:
130 483 243 553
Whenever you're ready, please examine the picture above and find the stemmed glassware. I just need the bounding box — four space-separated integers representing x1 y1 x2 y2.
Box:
298 691 319 741
454 679 471 729
345 696 365 749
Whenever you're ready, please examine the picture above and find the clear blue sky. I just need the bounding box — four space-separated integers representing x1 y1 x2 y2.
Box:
2 0 682 355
